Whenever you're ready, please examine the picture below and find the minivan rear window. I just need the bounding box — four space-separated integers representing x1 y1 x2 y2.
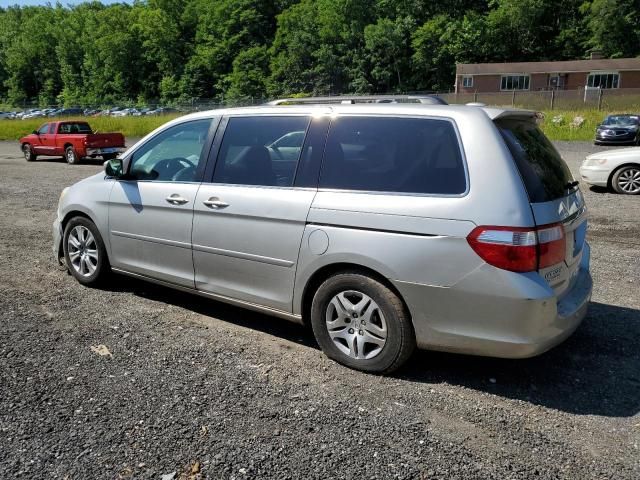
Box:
497 118 574 203
320 116 466 195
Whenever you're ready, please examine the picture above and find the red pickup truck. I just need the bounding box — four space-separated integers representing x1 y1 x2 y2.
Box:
19 121 126 165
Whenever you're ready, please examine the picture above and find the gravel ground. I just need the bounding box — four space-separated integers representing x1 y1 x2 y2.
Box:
0 140 638 479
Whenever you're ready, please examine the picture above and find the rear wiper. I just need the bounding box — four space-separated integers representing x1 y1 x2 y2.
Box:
565 180 579 190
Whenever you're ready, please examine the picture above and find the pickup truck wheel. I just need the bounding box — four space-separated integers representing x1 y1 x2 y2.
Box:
22 144 36 162
65 146 81 165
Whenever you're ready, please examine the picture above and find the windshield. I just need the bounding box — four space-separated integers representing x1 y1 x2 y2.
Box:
497 118 574 203
602 115 639 127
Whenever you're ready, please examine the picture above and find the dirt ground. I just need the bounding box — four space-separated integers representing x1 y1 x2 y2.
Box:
0 140 638 479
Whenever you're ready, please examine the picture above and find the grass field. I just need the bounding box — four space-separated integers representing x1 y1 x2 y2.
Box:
0 109 619 143
0 114 182 142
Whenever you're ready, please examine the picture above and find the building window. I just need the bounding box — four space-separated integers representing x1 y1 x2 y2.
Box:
462 76 473 88
587 72 619 89
500 75 530 91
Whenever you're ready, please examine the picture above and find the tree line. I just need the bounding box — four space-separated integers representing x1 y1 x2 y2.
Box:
0 0 638 107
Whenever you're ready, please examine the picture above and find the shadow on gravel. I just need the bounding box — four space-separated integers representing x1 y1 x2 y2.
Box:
400 302 640 418
101 275 639 417
588 185 609 194
104 275 318 349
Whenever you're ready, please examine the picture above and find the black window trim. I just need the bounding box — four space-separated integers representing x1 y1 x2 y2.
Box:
118 116 221 185
316 113 470 198
203 113 314 190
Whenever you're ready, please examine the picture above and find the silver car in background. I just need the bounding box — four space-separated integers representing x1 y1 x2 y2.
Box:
53 98 592 373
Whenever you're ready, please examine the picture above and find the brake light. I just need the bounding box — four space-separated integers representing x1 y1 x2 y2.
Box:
467 223 565 272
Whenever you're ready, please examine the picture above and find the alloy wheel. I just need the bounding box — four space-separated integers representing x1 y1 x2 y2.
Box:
617 167 640 194
67 225 98 277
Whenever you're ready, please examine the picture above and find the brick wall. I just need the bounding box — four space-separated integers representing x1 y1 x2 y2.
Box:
457 70 640 92
620 71 640 88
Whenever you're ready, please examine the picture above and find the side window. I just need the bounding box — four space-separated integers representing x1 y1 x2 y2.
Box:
37 124 49 135
320 116 466 195
212 116 310 187
48 124 56 134
129 119 212 182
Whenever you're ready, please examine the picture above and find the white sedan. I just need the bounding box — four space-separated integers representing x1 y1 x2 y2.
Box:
580 147 640 194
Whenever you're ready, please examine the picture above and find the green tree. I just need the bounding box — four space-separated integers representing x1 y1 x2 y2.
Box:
224 45 271 102
583 0 640 58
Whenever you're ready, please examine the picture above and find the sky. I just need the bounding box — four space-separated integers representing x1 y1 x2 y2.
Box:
0 0 131 6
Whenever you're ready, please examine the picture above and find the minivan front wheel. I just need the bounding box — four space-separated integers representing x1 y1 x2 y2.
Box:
310 273 415 374
63 217 109 286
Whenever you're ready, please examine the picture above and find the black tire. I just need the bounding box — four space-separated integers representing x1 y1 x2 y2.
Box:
611 165 640 195
62 217 110 286
65 145 81 165
22 143 36 162
310 272 415 374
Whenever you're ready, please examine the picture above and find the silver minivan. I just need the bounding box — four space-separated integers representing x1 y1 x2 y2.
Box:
53 97 592 373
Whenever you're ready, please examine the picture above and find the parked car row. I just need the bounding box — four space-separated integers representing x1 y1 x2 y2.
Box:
0 106 180 120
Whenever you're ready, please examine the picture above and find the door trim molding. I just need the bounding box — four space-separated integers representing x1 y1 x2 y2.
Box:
192 243 295 267
111 267 303 324
111 230 191 249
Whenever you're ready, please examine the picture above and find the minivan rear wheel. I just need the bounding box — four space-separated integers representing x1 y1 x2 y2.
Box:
63 217 110 286
310 272 415 374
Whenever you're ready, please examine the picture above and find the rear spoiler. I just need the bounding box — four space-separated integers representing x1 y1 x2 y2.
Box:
481 107 538 121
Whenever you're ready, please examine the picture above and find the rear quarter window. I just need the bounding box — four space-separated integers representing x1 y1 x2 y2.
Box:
497 118 574 203
319 116 467 195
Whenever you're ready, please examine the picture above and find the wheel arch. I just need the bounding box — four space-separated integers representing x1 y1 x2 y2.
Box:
299 262 412 327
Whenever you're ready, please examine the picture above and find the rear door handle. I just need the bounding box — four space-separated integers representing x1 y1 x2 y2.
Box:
203 197 229 209
165 194 189 205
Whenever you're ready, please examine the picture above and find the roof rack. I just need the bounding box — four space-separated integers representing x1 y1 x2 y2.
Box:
265 94 448 106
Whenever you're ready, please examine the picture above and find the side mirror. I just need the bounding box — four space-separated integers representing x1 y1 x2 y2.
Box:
104 158 124 178
32 130 38 135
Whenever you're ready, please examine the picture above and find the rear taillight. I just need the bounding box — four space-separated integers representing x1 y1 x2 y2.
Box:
467 223 565 272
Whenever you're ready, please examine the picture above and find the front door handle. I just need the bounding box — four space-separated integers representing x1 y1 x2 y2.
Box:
165 194 189 205
203 197 229 209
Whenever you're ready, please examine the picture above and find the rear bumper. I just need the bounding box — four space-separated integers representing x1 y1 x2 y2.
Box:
85 146 126 157
395 243 592 358
579 165 610 187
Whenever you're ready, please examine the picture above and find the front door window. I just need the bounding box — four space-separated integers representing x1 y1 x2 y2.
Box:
129 119 212 182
